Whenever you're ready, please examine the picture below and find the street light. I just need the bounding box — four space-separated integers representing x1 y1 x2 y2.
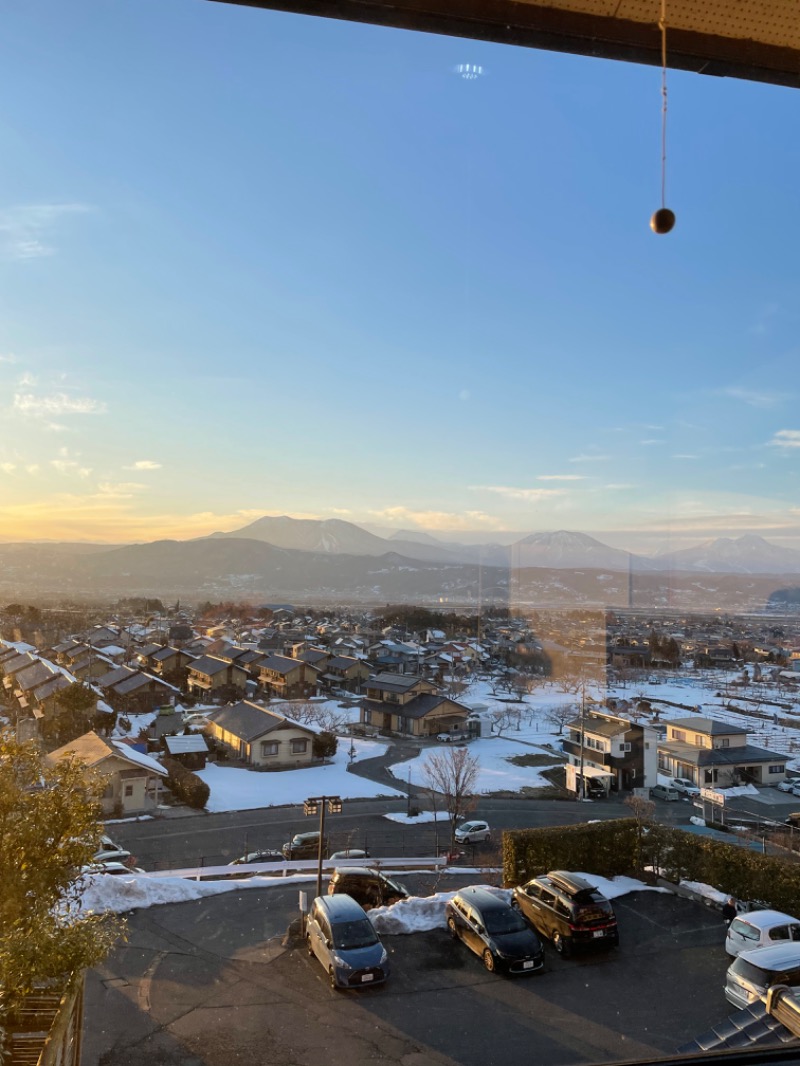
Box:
304 795 343 898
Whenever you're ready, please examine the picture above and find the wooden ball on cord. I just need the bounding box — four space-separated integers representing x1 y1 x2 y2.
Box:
650 207 676 234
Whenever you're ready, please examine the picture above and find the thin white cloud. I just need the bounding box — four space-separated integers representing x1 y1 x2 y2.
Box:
537 474 586 482
719 386 782 408
569 453 610 463
369 505 502 530
13 392 107 418
471 485 566 502
0 353 18 364
50 459 91 478
124 460 162 471
672 454 697 460
640 438 665 446
330 508 352 515
604 483 636 490
769 430 800 449
0 203 92 260
96 482 146 498
0 462 15 474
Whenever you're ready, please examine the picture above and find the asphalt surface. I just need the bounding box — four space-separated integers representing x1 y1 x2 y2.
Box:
82 876 737 1066
109 794 694 872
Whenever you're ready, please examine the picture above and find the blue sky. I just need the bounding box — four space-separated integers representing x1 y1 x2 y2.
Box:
0 0 797 551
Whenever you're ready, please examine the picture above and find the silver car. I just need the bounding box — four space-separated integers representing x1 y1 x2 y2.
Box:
724 942 800 1009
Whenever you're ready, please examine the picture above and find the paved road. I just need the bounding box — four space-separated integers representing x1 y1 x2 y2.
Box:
109 791 695 871
82 877 735 1066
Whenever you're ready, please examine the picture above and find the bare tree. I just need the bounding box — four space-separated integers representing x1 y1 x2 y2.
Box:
284 700 349 734
624 794 656 874
546 702 577 735
422 747 480 847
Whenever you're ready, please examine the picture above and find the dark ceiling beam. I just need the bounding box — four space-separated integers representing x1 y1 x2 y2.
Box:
205 0 800 90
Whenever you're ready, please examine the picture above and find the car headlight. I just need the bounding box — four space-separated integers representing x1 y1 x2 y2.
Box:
332 955 352 970
379 947 388 964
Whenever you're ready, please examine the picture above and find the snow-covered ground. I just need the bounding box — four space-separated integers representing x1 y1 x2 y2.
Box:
385 672 800 792
196 736 403 812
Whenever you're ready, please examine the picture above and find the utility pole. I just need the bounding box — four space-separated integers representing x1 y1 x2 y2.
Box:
577 680 586 801
304 795 342 899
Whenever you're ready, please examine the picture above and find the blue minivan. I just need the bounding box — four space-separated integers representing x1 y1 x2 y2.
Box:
306 893 390 990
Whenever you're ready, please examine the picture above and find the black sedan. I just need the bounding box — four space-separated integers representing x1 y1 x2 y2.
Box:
445 885 545 975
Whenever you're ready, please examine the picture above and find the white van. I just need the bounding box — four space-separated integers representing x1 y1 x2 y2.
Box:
724 942 800 1009
726 910 800 957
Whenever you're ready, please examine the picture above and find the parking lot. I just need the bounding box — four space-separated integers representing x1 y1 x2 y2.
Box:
84 877 740 1066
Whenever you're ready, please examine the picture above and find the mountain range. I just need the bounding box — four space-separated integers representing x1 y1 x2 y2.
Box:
1 517 799 609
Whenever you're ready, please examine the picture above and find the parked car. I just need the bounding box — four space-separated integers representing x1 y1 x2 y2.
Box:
229 850 284 865
446 886 544 975
436 731 470 743
82 861 144 876
329 848 370 860
672 777 701 797
512 870 618 955
327 867 408 909
724 942 800 1009
650 784 681 802
93 847 133 865
454 820 491 844
282 832 328 860
776 780 796 793
726 910 800 957
306 893 390 989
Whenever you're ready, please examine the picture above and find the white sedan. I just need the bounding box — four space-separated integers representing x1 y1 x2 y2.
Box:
454 820 491 844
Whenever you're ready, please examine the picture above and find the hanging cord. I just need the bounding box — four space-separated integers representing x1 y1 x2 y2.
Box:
659 0 668 209
650 0 675 232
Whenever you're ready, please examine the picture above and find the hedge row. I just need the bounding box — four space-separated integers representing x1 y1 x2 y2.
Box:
503 817 800 913
162 756 210 810
502 818 640 887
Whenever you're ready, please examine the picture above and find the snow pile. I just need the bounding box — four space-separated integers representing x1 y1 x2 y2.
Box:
383 811 449 825
680 880 728 907
78 871 318 914
369 885 510 935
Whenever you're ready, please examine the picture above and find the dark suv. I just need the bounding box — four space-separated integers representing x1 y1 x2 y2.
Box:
445 886 544 975
282 831 328 860
327 867 408 909
512 870 618 956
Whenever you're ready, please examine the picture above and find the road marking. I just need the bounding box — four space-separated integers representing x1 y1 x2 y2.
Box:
138 950 167 1013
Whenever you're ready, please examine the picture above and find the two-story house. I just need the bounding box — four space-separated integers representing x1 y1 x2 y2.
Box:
257 654 318 699
562 709 658 795
657 717 786 789
360 672 470 737
186 655 248 698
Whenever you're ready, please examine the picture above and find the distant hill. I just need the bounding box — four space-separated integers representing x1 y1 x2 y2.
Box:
205 515 468 564
508 530 649 572
655 534 800 575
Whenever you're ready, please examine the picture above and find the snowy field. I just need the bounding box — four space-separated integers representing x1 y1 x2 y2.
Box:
386 671 800 792
196 736 403 812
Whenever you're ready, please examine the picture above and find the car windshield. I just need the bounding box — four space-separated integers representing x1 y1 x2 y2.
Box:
484 908 528 935
729 920 760 941
332 919 379 951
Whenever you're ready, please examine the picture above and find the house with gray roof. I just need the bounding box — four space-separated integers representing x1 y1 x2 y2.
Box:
658 716 786 789
206 700 318 769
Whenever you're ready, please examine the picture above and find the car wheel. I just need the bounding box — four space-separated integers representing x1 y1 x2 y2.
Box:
553 933 570 956
483 950 496 973
447 916 459 940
